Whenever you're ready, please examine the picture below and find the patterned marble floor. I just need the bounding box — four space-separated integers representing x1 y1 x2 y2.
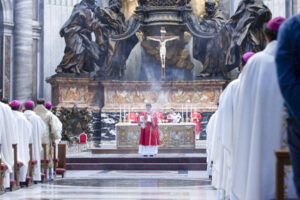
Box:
0 170 216 200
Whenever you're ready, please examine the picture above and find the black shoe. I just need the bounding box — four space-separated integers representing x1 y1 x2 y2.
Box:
149 155 154 157
143 155 148 157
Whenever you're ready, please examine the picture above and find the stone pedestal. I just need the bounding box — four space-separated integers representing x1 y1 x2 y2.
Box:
102 80 226 112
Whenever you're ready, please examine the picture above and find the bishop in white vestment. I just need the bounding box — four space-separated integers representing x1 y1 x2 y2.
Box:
10 100 32 183
24 101 47 182
0 102 15 188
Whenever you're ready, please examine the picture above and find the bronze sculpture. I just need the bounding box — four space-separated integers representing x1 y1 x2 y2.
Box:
223 0 272 72
193 0 227 77
56 0 99 74
55 0 272 80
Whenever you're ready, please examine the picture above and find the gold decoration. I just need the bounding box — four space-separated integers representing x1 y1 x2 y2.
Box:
120 0 138 21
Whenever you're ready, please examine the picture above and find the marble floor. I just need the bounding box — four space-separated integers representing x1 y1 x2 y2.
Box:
0 170 216 200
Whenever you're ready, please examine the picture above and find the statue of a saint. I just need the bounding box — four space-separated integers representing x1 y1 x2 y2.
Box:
193 0 227 77
56 0 99 74
224 0 272 72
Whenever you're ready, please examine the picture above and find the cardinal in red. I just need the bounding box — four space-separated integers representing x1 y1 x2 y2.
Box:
138 103 160 157
191 111 202 139
126 111 138 123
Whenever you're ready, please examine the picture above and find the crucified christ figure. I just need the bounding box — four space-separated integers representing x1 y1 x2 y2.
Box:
146 27 179 78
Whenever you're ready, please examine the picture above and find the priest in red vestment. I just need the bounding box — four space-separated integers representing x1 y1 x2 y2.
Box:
191 111 202 139
138 103 160 157
126 111 138 123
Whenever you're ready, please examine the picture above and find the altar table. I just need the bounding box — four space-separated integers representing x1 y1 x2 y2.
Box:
116 123 196 149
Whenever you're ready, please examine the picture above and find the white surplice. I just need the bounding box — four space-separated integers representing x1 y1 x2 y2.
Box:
0 102 15 188
231 41 297 200
206 112 218 177
213 78 240 199
24 110 47 181
12 111 32 182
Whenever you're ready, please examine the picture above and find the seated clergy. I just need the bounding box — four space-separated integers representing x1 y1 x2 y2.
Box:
191 110 202 139
0 101 15 189
167 108 181 123
126 110 138 123
24 101 47 182
10 100 32 184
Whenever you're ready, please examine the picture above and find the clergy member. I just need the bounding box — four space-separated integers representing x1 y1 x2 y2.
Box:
211 51 255 199
126 107 138 123
34 100 61 180
45 102 63 142
217 51 255 199
138 103 160 157
0 101 15 189
206 112 218 179
191 110 202 139
167 108 181 123
24 101 47 182
231 17 297 200
10 100 32 185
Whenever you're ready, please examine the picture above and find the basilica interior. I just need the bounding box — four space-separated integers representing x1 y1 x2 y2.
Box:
0 0 300 199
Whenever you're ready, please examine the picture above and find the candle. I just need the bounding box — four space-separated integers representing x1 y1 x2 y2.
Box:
119 106 121 122
123 105 126 122
185 104 188 122
190 105 193 121
181 105 184 123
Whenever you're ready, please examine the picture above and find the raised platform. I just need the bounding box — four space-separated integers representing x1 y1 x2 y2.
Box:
91 148 206 154
66 153 207 171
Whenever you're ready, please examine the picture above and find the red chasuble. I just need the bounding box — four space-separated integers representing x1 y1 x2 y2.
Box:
139 112 160 146
127 112 138 123
191 112 202 135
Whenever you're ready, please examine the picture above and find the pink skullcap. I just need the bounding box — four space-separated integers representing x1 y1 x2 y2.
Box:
25 100 35 109
266 17 286 32
45 102 52 109
10 100 21 108
242 52 255 64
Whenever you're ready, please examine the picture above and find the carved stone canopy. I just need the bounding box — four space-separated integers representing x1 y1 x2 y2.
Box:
111 0 215 41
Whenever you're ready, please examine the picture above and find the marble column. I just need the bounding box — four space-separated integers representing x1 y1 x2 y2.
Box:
13 0 33 101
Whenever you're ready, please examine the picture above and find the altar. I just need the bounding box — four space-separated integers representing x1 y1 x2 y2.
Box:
116 123 196 149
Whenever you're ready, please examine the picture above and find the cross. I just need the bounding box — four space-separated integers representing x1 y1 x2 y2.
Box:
146 27 179 79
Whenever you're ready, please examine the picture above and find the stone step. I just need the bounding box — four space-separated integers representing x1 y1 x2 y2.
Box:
66 163 207 171
67 157 207 164
91 148 206 154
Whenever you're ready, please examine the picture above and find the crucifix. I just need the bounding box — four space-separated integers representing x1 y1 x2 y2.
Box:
146 27 179 78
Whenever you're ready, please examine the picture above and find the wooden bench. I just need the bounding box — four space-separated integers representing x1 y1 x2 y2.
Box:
55 144 66 178
11 144 21 191
25 144 34 187
275 150 292 200
0 158 8 195
41 144 49 182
